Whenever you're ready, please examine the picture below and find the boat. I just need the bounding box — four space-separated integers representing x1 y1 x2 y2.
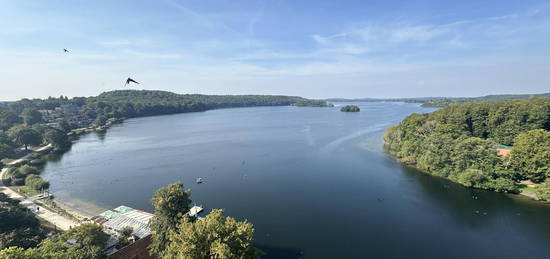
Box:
196 177 203 184
189 205 204 217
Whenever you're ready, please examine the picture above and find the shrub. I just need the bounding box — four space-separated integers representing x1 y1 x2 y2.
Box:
24 175 49 191
18 165 38 175
534 182 550 201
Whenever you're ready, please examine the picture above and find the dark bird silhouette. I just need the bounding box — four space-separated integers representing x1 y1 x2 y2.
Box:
125 77 139 86
63 48 69 53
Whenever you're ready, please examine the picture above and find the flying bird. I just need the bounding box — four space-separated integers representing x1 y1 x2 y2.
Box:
125 77 140 86
63 49 69 53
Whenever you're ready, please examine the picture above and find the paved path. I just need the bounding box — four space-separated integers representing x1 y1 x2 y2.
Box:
1 145 80 231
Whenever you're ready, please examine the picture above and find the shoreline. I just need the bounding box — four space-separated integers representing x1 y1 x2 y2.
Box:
0 132 112 229
50 198 96 220
384 149 548 204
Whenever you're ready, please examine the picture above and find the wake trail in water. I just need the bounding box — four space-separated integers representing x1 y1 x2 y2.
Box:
320 123 391 154
302 125 316 147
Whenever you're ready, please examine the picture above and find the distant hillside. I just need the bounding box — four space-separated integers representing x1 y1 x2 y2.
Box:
325 97 430 103
420 93 550 107
0 90 330 130
95 90 319 111
327 92 550 107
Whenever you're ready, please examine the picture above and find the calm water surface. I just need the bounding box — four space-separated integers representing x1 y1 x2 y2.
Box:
42 103 550 259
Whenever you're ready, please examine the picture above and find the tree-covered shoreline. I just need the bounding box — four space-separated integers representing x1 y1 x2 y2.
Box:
0 90 327 159
326 92 550 108
383 98 550 197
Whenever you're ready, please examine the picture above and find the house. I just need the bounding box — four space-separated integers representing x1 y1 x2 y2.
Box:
38 109 55 115
111 234 154 259
495 144 512 156
55 104 79 115
99 206 154 239
93 205 156 257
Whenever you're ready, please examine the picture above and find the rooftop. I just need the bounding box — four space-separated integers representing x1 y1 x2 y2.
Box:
98 206 155 239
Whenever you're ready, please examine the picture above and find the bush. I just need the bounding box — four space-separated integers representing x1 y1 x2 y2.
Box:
486 178 518 193
456 169 487 188
18 165 38 175
24 175 49 191
534 182 550 201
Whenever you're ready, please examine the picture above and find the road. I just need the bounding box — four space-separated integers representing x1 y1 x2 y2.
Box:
0 145 80 231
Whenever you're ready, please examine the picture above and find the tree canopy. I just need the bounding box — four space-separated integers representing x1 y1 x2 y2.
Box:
7 125 42 150
43 128 70 150
165 209 263 259
340 105 360 112
149 182 262 258
384 98 550 193
21 108 42 126
0 224 108 259
149 181 192 256
510 129 550 183
0 194 46 250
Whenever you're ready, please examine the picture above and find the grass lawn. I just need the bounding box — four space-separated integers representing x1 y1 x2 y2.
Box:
16 185 41 196
518 185 537 193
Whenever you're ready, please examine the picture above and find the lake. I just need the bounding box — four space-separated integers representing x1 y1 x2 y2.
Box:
41 102 550 259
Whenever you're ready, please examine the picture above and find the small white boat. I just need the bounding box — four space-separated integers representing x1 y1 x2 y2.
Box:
189 205 204 217
196 177 203 184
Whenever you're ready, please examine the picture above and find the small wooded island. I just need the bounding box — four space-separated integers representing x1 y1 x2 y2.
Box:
340 105 360 112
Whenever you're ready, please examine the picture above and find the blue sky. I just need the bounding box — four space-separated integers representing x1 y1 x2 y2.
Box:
1 0 549 100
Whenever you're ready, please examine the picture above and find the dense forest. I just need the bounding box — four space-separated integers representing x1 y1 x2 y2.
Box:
1 90 328 128
90 90 326 118
384 98 550 195
292 100 334 107
327 92 550 108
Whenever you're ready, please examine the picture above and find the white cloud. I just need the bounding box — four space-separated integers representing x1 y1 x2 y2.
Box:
310 8 550 58
389 25 448 42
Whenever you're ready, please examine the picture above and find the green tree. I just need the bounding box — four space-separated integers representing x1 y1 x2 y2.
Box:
149 182 192 257
7 125 42 150
0 246 39 259
510 129 550 183
25 175 49 191
0 110 20 130
94 115 107 126
118 226 134 247
17 165 39 176
0 143 11 159
165 209 263 259
31 224 108 259
43 128 70 150
58 119 72 133
456 169 488 188
0 195 46 249
20 108 42 126
534 182 550 201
